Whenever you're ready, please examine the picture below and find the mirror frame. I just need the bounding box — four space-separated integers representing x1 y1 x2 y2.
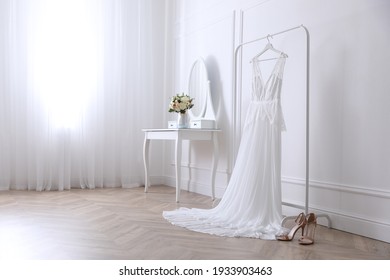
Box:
187 58 215 123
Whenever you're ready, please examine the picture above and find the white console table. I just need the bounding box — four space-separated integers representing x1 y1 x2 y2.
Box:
142 128 220 202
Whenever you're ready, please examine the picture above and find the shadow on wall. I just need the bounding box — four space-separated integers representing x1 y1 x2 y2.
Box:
204 55 232 179
205 55 224 129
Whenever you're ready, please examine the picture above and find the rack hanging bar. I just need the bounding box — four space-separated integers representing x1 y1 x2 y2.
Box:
232 24 331 228
235 24 303 52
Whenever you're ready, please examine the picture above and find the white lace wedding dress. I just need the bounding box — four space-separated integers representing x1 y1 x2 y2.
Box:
163 53 288 239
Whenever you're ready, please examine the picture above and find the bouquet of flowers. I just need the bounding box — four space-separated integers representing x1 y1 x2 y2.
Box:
168 93 194 114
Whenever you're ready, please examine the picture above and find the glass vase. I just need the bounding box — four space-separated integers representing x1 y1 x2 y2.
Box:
177 112 189 129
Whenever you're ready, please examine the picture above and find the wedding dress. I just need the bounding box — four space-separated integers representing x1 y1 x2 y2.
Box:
163 52 288 239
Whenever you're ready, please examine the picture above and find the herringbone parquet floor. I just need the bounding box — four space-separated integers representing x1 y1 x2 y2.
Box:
0 185 389 260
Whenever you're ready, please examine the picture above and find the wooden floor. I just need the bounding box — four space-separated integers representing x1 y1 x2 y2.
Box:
0 185 389 260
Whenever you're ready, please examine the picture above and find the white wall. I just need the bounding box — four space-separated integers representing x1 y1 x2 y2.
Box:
160 0 237 197
159 0 390 243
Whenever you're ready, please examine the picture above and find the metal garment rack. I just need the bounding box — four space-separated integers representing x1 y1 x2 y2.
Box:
233 24 331 227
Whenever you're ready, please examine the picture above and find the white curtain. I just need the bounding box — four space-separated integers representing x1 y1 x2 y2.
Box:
0 0 166 190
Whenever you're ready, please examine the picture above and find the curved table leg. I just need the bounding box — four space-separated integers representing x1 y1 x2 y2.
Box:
143 135 150 193
210 132 219 200
175 136 182 202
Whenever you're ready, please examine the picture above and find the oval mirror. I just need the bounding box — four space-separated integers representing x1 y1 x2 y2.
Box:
188 58 209 120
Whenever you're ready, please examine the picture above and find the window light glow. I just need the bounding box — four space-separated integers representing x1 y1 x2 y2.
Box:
32 0 99 129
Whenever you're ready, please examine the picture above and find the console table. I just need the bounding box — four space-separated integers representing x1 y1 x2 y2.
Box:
142 128 220 202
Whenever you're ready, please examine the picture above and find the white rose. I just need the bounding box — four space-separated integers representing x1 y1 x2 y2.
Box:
181 96 190 103
179 102 187 110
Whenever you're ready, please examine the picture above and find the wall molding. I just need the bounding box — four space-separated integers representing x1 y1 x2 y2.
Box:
282 176 390 200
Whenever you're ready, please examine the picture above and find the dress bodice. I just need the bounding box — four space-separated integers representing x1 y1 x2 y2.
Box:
251 54 287 102
246 54 287 130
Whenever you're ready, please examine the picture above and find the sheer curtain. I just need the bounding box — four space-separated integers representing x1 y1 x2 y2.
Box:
0 0 166 190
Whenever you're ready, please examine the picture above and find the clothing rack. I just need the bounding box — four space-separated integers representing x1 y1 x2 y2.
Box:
233 24 331 227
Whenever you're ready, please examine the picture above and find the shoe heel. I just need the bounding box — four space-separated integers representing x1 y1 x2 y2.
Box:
298 213 317 245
